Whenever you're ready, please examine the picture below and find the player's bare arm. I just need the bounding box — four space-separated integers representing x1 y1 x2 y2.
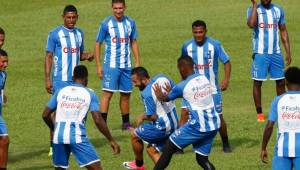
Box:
261 120 275 164
247 0 258 28
136 113 157 127
42 107 55 131
95 42 103 79
279 24 292 66
153 83 169 102
44 52 53 94
221 61 231 91
131 40 140 67
80 52 94 61
91 111 120 154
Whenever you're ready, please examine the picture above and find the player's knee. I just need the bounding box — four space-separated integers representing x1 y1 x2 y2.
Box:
0 136 9 146
162 139 180 155
196 154 215 170
253 80 263 87
276 79 285 87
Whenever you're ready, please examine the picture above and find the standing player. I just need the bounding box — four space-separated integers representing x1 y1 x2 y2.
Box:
122 67 178 170
44 5 94 156
247 0 291 122
181 20 232 152
0 49 9 170
42 65 120 170
153 56 219 170
0 27 5 49
261 67 300 170
95 0 140 129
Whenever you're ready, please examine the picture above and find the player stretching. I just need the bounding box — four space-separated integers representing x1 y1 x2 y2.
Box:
153 56 219 170
247 0 291 122
44 5 94 156
42 65 120 170
122 67 178 170
95 0 140 129
261 67 300 170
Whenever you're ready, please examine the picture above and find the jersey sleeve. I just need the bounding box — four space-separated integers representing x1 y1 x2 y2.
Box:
268 97 279 122
47 91 59 110
181 44 188 56
130 20 138 40
96 22 107 43
168 84 183 101
216 43 230 64
80 30 85 53
181 99 188 108
89 92 100 112
142 95 156 116
46 31 56 53
246 7 253 21
279 6 286 25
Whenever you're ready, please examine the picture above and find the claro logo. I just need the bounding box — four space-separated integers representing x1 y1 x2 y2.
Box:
112 37 129 43
63 47 80 53
259 23 278 29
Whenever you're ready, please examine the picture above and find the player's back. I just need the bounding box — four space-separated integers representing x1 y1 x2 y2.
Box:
53 84 94 144
46 26 84 82
181 73 220 132
142 74 179 133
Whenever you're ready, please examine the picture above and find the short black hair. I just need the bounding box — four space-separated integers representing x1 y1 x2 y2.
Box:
285 67 300 85
112 0 125 5
73 65 88 79
177 55 194 68
192 20 207 29
0 27 4 35
63 5 77 15
131 67 150 79
0 49 8 57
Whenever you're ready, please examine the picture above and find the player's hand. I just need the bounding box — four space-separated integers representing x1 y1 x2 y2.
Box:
260 149 268 164
285 55 291 66
136 114 144 127
251 0 257 5
153 83 165 101
221 79 229 91
45 79 53 94
97 66 103 80
110 140 120 155
87 53 94 62
163 82 172 93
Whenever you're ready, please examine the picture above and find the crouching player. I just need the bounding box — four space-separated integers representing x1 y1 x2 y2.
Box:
42 65 120 170
261 67 300 170
0 49 8 170
123 67 179 170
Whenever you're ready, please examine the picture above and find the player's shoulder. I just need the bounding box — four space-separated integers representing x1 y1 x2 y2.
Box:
271 3 284 10
101 16 114 25
74 27 84 34
49 25 63 35
183 39 194 47
206 37 221 46
124 16 135 23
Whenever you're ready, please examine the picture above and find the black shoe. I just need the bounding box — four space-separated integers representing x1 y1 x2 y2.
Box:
222 144 232 153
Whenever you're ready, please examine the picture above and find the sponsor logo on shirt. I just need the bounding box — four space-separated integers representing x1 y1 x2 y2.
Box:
259 23 278 29
111 37 129 43
60 95 86 109
193 84 214 99
53 56 59 77
195 61 212 70
281 106 300 120
63 47 80 53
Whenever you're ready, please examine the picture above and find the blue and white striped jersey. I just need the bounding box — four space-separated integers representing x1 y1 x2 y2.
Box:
47 83 99 144
269 91 300 157
181 37 230 91
46 26 84 82
167 73 220 132
0 71 7 116
141 74 178 133
247 3 285 54
96 16 137 69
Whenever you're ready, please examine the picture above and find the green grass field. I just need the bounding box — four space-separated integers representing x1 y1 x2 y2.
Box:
0 0 299 169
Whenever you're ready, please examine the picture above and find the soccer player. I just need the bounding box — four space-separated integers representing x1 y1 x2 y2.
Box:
42 65 120 170
44 5 94 156
181 20 232 153
95 0 140 129
153 56 219 170
122 67 179 170
0 49 9 170
0 27 5 49
261 67 300 170
247 0 292 122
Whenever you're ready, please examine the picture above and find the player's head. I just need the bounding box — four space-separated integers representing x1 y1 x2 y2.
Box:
0 49 8 71
177 55 195 80
73 65 88 86
112 0 126 21
62 5 78 29
285 67 300 90
261 0 272 7
131 67 150 91
0 27 5 49
192 20 207 44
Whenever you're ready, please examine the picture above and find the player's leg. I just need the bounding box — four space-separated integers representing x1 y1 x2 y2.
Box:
180 99 189 126
213 92 231 153
71 142 100 169
0 116 9 169
146 145 160 163
293 156 300 170
101 67 119 123
52 144 71 170
270 53 286 96
195 154 215 170
271 155 292 170
119 68 133 129
252 53 269 122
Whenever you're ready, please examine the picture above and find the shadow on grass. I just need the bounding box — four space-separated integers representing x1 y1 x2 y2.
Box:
16 165 52 170
214 136 260 150
8 148 48 163
89 132 128 148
